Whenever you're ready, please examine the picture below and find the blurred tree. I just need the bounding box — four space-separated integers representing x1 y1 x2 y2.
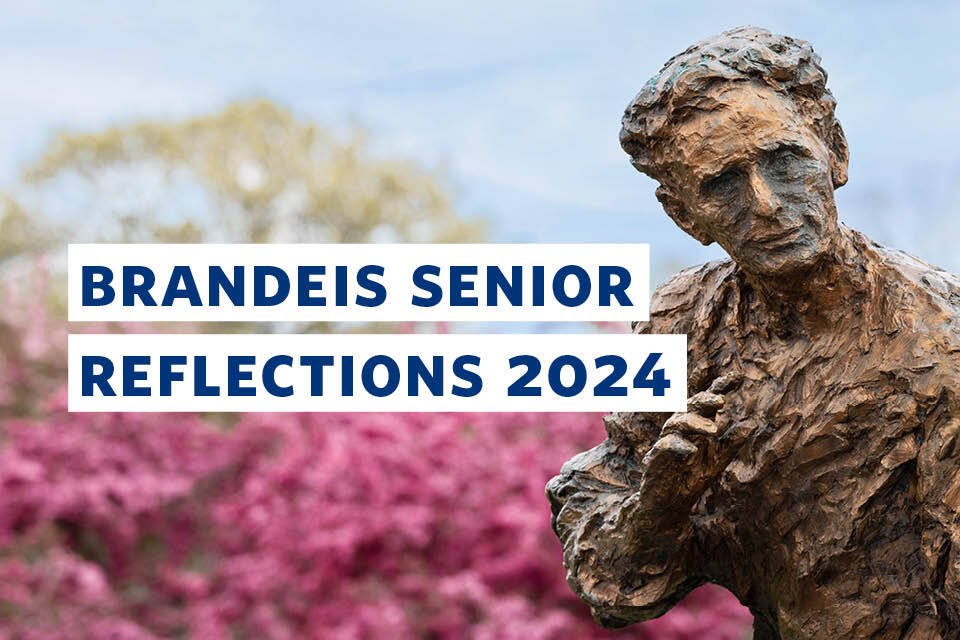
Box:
21 99 483 245
0 196 60 266
1 99 485 342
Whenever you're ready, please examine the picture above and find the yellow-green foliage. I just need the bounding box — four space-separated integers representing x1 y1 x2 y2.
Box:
22 99 484 245
0 99 485 368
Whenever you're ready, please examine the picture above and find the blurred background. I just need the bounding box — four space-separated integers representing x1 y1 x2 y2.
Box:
0 2 956 638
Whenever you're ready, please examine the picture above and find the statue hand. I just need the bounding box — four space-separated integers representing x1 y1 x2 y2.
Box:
637 372 752 516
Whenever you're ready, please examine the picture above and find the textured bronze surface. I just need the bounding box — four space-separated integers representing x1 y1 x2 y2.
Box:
547 26 960 639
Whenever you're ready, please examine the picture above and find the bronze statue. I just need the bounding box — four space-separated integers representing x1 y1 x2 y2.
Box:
546 26 960 639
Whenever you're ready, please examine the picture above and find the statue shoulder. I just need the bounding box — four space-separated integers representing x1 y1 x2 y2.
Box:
632 259 738 336
869 237 960 317
853 229 960 373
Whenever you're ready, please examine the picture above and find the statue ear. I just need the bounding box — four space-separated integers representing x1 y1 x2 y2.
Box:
828 119 849 189
656 185 714 246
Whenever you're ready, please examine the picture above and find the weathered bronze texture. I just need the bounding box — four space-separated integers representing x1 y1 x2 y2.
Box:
547 26 960 639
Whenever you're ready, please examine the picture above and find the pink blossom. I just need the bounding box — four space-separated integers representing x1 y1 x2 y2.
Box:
0 409 752 639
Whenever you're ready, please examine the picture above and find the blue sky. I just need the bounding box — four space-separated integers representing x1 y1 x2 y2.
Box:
2 1 959 282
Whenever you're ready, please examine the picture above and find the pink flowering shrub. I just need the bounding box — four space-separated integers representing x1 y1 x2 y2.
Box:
0 408 752 639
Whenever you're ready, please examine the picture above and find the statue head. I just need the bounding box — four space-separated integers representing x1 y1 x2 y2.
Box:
620 26 849 277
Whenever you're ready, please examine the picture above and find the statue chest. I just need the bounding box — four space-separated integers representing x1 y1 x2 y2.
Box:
705 326 930 566
707 325 928 500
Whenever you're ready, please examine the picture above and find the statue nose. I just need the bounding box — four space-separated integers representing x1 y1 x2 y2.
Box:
747 168 783 219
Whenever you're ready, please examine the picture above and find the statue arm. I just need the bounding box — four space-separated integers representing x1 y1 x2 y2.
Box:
546 413 702 627
546 377 752 628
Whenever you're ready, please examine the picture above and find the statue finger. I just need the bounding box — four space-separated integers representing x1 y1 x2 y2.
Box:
663 411 720 438
687 391 724 417
708 372 744 394
641 433 698 478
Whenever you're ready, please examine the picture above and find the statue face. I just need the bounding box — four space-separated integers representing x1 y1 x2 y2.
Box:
667 83 839 277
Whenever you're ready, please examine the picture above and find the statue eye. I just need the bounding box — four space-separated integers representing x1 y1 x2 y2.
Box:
767 147 802 178
702 169 741 197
